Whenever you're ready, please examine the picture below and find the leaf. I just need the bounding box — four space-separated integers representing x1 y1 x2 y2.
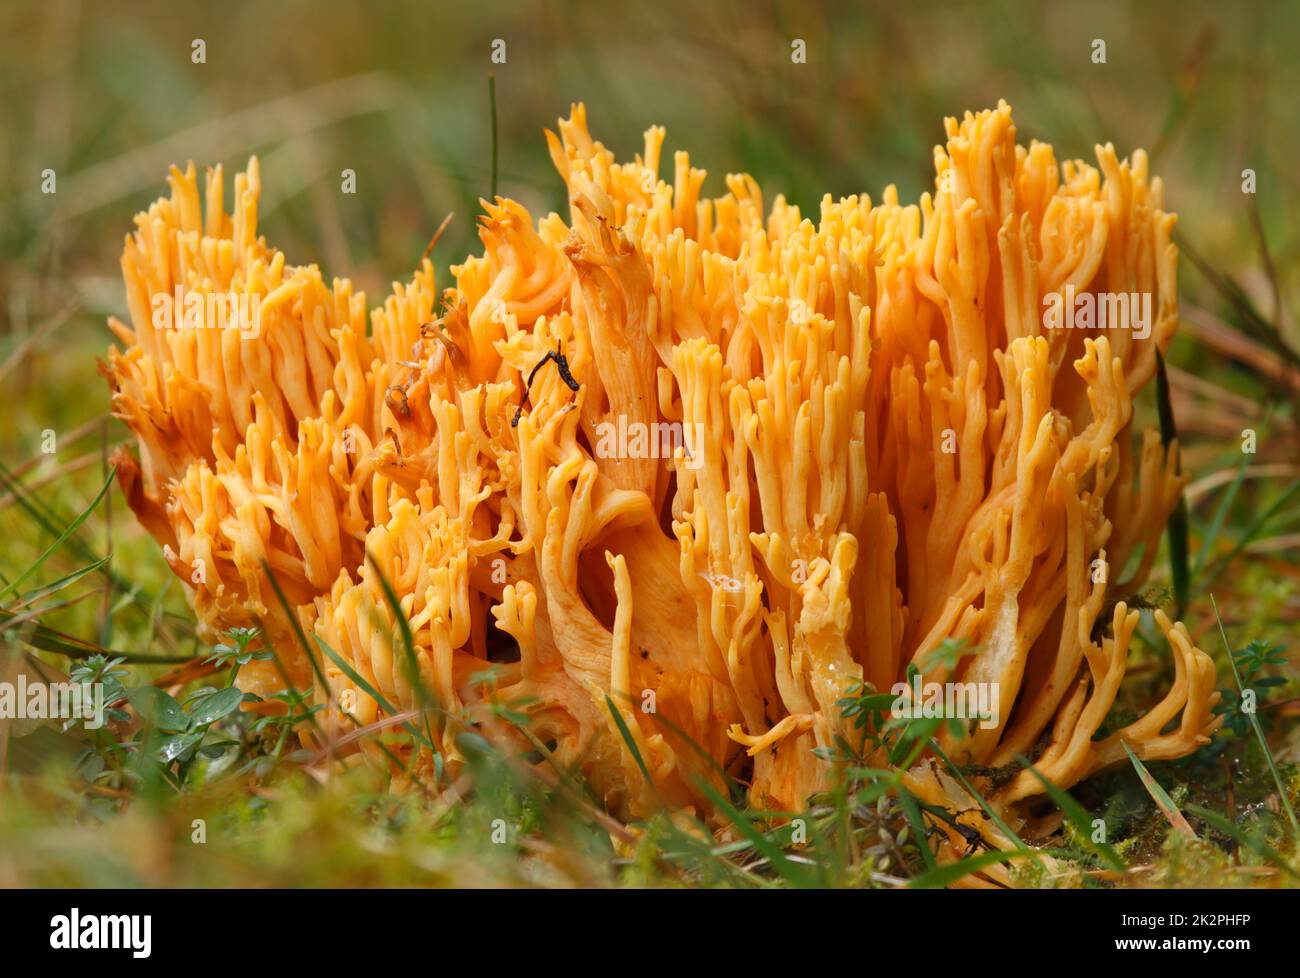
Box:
157 731 203 763
77 750 105 782
187 686 246 727
919 637 976 674
126 686 189 732
182 685 220 705
199 740 240 759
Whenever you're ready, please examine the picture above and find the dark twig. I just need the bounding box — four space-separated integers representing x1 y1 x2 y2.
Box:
511 344 581 427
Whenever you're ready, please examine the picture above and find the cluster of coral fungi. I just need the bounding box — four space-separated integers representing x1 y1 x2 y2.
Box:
103 101 1220 868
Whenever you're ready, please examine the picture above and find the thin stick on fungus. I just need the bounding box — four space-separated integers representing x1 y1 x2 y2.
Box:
420 211 455 265
510 343 581 427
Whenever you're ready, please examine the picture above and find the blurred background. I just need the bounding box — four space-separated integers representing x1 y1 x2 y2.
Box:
3 1 1297 317
0 0 1297 885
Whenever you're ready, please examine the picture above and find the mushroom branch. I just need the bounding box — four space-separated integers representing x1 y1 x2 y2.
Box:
103 101 1220 862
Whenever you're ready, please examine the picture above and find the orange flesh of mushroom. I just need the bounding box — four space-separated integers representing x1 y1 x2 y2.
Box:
104 101 1221 866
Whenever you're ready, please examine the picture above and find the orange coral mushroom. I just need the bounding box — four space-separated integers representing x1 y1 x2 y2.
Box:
104 101 1220 861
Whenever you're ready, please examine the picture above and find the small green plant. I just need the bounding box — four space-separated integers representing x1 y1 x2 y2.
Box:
90 626 273 791
204 626 271 683
67 654 132 786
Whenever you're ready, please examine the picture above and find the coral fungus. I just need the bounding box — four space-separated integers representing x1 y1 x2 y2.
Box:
104 101 1220 865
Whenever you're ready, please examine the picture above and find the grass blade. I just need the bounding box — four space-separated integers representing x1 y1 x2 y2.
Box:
1194 482 1300 598
907 849 1024 889
0 609 188 663
1155 351 1190 615
260 559 332 694
314 633 435 751
365 551 440 759
1121 741 1197 840
604 693 654 790
488 73 498 200
1211 595 1300 839
365 552 427 704
896 786 937 872
0 471 114 602
259 559 333 747
689 775 817 887
11 556 110 610
1186 804 1300 882
929 738 1041 865
1018 756 1126 870
1191 454 1247 582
